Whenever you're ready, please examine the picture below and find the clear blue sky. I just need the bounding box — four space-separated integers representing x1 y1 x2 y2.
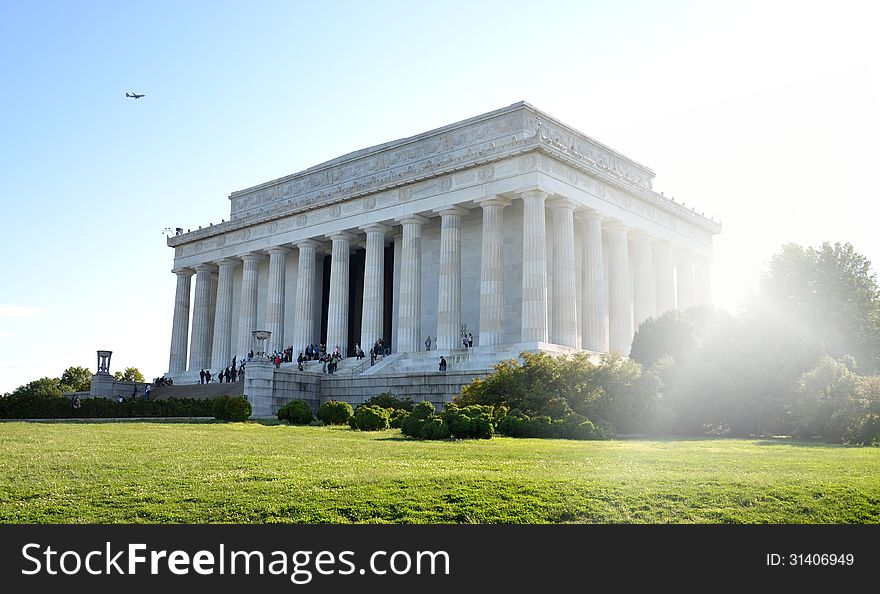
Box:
2 0 878 392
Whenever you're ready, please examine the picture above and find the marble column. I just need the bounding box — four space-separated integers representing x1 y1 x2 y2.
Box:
653 241 675 317
548 198 578 347
391 231 402 351
435 206 467 351
520 189 549 343
237 253 261 358
168 268 194 374
188 263 216 371
360 224 388 349
211 258 237 370
629 231 656 330
326 233 352 357
579 210 606 352
694 255 712 306
605 221 633 355
477 197 510 347
206 269 218 364
396 215 427 353
292 240 318 352
266 246 290 354
676 250 695 310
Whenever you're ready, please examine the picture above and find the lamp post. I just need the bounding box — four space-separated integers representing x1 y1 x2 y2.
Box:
252 330 271 359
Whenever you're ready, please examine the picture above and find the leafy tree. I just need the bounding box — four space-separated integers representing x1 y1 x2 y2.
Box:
60 366 91 392
5 377 63 399
114 367 145 383
630 306 729 367
456 352 662 436
791 356 862 442
758 242 880 372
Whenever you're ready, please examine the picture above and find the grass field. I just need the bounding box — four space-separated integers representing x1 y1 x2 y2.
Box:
1 421 878 523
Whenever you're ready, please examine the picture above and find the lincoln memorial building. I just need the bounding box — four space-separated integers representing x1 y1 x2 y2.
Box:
164 102 719 414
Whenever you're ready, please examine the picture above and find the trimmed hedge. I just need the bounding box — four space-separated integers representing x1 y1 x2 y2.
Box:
0 394 215 419
349 405 390 431
397 401 606 441
364 393 414 412
498 408 606 440
277 400 314 425
317 400 354 425
212 396 252 422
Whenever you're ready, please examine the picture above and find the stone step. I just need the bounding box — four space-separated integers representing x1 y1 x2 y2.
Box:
150 381 244 400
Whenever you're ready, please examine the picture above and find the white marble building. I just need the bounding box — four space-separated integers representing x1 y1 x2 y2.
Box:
165 102 719 387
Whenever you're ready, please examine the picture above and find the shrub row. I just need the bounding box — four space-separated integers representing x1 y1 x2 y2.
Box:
0 394 215 419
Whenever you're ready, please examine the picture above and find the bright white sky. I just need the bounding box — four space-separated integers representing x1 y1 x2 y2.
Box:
1 0 878 393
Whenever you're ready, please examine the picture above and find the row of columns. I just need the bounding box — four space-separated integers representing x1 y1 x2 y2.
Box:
169 190 712 374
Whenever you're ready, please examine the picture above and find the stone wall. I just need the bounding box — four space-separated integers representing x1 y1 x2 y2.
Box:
246 365 488 418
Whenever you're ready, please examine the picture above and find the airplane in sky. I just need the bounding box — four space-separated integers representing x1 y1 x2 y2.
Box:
125 92 145 99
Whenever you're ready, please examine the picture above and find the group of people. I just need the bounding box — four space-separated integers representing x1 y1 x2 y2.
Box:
199 356 246 384
369 338 391 365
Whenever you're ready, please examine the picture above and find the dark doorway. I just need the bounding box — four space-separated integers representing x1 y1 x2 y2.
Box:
348 248 366 356
383 243 394 347
320 254 330 347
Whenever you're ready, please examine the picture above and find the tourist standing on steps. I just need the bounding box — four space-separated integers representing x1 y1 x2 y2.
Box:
439 356 447 372
425 336 432 351
199 369 206 384
468 332 474 348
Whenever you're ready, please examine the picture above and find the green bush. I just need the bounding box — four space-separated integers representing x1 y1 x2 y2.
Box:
389 408 410 429
442 404 496 439
365 393 414 411
497 409 606 440
213 395 252 422
277 400 313 425
317 400 354 425
400 401 436 437
419 417 450 439
350 405 390 431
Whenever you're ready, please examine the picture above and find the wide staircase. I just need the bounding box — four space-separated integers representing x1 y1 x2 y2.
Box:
150 381 245 400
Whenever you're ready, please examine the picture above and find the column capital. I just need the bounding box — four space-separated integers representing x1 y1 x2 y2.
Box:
395 214 429 226
359 222 392 235
326 231 355 242
519 189 549 201
433 205 469 217
172 267 194 277
475 195 512 209
295 238 320 250
603 218 629 232
627 229 653 242
193 263 218 274
239 252 263 264
266 245 291 256
547 196 577 210
575 208 603 223
213 257 239 269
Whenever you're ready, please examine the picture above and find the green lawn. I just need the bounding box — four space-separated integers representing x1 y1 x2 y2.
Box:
1 421 878 523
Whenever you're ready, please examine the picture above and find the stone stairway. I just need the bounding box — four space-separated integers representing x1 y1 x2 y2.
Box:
150 381 245 400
